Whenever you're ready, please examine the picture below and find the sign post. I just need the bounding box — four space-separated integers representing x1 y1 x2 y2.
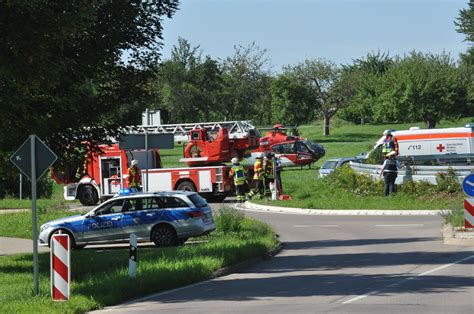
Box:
462 174 474 229
10 135 58 296
51 233 71 301
129 233 138 278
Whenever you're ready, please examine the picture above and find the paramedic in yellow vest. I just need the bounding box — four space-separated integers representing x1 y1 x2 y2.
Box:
127 159 142 191
228 157 248 202
247 153 264 199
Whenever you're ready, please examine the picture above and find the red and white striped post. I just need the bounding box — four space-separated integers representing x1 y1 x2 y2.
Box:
50 233 71 301
463 199 474 229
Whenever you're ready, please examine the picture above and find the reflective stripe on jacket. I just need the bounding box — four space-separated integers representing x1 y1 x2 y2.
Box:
264 160 274 179
382 137 399 155
128 166 141 187
253 160 264 180
383 159 398 173
229 164 246 186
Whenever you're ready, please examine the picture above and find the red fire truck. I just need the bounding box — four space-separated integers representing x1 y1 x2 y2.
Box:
52 121 258 206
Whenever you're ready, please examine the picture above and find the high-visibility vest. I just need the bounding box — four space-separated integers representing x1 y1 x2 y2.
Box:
229 164 246 186
253 160 264 180
128 166 141 187
264 160 274 179
382 137 399 155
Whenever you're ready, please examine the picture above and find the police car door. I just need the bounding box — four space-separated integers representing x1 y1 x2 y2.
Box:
82 199 125 242
121 197 158 239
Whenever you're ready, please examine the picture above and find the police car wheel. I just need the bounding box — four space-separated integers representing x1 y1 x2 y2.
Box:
48 229 76 249
151 225 178 247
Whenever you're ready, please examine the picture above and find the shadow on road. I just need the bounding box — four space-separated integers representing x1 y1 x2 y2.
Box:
285 237 440 250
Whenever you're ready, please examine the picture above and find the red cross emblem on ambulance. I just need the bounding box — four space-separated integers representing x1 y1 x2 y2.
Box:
436 144 445 152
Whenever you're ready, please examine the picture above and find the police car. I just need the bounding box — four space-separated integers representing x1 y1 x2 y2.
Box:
39 190 216 249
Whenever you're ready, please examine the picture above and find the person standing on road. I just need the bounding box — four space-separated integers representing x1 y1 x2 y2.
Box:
228 157 248 203
247 154 264 199
380 151 399 196
127 159 142 191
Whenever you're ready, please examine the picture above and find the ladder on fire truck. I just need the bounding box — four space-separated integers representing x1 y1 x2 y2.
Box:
126 120 257 142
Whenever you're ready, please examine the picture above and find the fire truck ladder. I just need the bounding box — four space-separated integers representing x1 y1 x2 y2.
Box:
127 120 257 142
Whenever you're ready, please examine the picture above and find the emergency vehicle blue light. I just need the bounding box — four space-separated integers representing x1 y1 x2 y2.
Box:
118 188 132 195
465 124 472 128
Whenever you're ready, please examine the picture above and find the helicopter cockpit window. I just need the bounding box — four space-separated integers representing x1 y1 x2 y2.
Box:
296 141 309 153
281 143 295 154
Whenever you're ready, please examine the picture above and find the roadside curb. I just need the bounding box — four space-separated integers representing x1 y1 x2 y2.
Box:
442 224 474 246
240 201 446 216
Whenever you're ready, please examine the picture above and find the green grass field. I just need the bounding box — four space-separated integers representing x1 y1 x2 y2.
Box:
0 208 278 313
254 118 470 212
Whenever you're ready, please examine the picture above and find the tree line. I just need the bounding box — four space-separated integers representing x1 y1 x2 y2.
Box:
154 42 472 136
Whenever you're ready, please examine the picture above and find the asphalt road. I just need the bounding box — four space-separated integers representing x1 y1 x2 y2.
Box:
97 210 474 314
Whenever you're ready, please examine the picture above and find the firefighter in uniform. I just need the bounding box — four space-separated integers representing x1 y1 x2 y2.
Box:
381 130 399 158
380 151 399 196
228 157 248 202
127 159 142 191
263 152 274 194
247 153 264 199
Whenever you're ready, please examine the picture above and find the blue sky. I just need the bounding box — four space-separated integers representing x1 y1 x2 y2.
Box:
159 0 470 71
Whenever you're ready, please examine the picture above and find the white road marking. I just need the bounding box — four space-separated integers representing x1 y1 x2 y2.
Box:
375 224 424 227
293 225 339 228
342 254 474 304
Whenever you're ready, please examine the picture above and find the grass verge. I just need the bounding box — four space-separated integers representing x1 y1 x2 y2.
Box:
0 207 278 313
254 168 464 210
0 182 74 210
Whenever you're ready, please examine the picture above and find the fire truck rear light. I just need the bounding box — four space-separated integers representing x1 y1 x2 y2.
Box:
187 211 205 218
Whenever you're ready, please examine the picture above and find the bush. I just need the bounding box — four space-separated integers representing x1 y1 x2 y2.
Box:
436 167 461 194
397 180 437 196
215 206 245 233
326 165 383 196
326 164 463 198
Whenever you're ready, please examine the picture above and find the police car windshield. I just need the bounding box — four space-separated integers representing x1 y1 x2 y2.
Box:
188 194 208 207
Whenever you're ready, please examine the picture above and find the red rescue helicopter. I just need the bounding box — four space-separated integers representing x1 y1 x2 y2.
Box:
249 124 325 167
181 123 325 168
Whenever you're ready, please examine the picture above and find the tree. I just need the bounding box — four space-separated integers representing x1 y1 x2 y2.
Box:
455 1 474 43
270 73 313 126
339 52 395 124
455 1 474 113
0 0 179 195
287 59 342 136
373 52 466 128
220 43 273 125
154 38 223 123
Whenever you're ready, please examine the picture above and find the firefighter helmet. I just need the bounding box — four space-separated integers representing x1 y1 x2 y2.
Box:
231 157 239 164
131 159 139 166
